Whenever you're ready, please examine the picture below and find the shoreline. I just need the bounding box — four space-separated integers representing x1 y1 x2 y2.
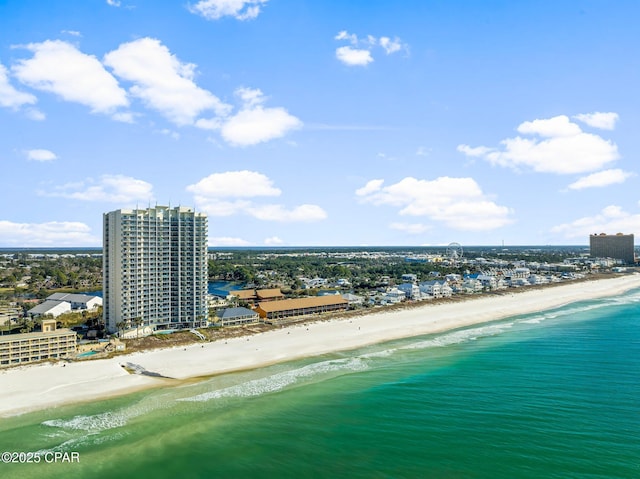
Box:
2 273 640 418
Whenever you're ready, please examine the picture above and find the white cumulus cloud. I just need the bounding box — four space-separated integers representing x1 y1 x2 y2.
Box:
186 170 281 198
573 112 619 130
0 63 38 110
44 174 154 204
335 31 358 44
0 220 99 246
188 170 326 222
189 0 268 20
25 108 46 121
12 38 298 143
568 169 634 190
335 46 374 66
456 145 492 157
517 115 582 137
335 31 407 67
104 37 230 126
355 179 384 197
12 40 129 116
357 176 513 231
379 36 403 54
111 111 135 123
25 149 57 161
457 114 619 174
551 206 640 239
219 87 301 146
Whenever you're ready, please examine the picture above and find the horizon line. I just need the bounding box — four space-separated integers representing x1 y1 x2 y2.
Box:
0 244 597 251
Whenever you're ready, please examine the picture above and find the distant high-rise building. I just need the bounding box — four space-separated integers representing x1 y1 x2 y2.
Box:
589 233 635 264
103 206 208 333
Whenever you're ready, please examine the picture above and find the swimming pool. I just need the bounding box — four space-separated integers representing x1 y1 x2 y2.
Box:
77 350 98 358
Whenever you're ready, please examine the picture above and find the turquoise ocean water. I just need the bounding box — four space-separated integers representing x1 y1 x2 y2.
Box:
1 289 639 478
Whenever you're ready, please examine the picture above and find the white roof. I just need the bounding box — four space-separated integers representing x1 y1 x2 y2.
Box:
47 293 101 304
29 300 72 316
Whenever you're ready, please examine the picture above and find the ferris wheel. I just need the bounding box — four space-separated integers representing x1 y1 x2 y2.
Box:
446 242 463 261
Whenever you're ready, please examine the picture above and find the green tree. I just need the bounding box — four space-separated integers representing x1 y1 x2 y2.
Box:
54 270 68 287
116 321 126 338
133 317 143 339
19 317 36 333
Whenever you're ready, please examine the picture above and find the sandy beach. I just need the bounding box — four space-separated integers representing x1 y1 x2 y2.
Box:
1 273 639 417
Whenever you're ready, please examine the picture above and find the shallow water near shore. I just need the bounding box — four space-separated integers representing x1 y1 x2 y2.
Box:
2 290 640 478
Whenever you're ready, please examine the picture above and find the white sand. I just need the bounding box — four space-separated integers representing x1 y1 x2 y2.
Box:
2 274 639 417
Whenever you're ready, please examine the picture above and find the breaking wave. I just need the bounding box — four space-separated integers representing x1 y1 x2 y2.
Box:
179 357 368 403
43 411 130 432
400 322 515 351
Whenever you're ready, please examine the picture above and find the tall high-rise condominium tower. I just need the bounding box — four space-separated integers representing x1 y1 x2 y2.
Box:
103 206 208 333
589 233 635 264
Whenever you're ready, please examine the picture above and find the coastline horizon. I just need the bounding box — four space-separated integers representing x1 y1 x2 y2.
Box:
2 273 640 418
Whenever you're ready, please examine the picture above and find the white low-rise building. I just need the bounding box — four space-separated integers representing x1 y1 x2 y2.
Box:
528 274 549 285
341 293 364 307
28 300 72 318
382 288 406 304
461 278 484 294
300 277 329 288
504 268 530 280
47 293 102 310
509 278 530 287
28 293 102 318
476 274 497 290
419 280 444 298
398 283 421 300
439 281 453 297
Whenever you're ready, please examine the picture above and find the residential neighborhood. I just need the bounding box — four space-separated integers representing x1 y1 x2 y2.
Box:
0 239 637 359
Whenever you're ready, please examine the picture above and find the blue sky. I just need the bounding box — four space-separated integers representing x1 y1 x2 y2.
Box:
1 0 639 247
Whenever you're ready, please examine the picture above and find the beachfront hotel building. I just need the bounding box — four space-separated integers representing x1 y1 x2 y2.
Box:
0 319 76 368
256 296 348 323
103 206 208 333
589 233 635 264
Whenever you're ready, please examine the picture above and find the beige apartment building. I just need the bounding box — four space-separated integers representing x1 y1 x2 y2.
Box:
0 320 77 368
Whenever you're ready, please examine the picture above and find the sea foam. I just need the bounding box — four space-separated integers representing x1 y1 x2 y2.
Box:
178 357 368 403
42 411 130 432
401 322 515 351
